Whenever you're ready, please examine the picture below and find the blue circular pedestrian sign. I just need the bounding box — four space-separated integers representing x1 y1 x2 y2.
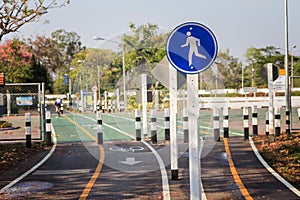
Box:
166 22 218 74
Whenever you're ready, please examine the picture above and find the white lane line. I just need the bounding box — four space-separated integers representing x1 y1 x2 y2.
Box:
199 137 207 200
229 130 300 197
142 140 170 200
249 137 300 197
77 113 171 200
33 169 91 175
106 113 208 199
111 113 300 198
0 124 57 192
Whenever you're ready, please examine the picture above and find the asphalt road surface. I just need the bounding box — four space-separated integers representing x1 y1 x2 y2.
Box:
1 110 299 199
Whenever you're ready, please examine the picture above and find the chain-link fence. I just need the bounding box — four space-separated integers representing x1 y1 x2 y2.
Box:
0 83 44 141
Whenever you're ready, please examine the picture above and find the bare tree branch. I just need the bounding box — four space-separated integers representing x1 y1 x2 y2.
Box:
0 0 70 40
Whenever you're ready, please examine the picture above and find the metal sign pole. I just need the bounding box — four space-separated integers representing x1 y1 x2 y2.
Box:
187 74 201 200
169 63 178 179
166 21 218 200
93 91 97 112
267 63 275 137
284 0 291 134
142 74 148 138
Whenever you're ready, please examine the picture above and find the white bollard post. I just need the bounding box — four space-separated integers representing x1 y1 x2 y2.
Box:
252 105 258 136
102 100 105 113
97 111 103 144
223 107 229 138
25 113 31 148
46 111 52 145
213 108 220 142
243 107 249 140
164 108 170 141
60 103 64 114
274 107 281 137
265 111 269 135
151 109 157 144
135 109 141 141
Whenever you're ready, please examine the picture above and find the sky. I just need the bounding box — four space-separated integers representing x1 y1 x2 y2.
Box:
5 0 300 64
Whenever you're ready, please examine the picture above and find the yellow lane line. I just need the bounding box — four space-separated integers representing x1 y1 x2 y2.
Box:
223 137 253 200
64 115 97 141
79 145 105 200
63 115 105 200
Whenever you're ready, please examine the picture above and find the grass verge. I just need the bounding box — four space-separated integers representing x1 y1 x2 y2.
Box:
253 132 300 187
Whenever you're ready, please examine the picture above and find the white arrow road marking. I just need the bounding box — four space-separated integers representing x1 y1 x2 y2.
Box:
78 113 170 200
118 157 143 166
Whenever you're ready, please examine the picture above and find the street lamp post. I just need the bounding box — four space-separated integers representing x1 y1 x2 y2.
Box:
77 60 89 112
68 67 75 108
242 65 244 90
94 37 127 112
122 45 127 112
284 0 291 135
97 65 100 101
291 45 296 89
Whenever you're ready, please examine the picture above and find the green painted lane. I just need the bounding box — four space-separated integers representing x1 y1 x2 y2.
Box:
52 107 300 144
70 113 134 141
51 110 246 144
103 112 172 140
104 112 215 138
51 115 85 143
109 110 246 138
52 114 96 143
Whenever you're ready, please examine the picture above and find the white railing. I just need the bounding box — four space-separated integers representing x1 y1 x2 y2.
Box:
198 96 300 109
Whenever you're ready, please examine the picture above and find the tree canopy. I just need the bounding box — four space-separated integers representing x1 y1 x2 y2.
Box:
0 38 33 82
122 23 168 72
1 21 300 94
214 49 242 89
0 38 50 86
243 46 285 88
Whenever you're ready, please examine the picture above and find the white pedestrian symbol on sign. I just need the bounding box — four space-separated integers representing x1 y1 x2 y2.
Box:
180 28 207 67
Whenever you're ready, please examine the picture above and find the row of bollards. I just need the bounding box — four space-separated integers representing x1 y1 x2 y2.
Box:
96 101 125 113
120 106 282 144
90 106 282 146
26 106 283 148
265 107 281 136
134 108 189 144
212 106 259 141
25 110 52 148
212 105 282 141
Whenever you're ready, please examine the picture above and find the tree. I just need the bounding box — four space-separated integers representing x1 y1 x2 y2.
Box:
0 0 70 41
244 46 284 88
0 38 33 82
28 29 84 94
118 23 168 92
29 35 63 74
0 38 51 86
122 23 168 72
214 49 242 89
73 48 118 93
51 29 84 65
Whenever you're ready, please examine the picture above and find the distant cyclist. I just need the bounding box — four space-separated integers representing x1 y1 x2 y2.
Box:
55 97 62 117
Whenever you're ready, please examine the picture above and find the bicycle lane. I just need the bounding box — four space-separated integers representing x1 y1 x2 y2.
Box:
229 136 300 200
0 113 102 199
201 135 300 200
75 113 171 199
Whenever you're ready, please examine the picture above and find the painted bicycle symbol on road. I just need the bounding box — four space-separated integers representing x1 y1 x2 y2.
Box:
109 146 144 152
